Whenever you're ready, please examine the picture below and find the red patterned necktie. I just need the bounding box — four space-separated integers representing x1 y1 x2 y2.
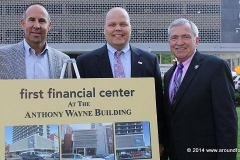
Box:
170 63 184 103
114 51 125 78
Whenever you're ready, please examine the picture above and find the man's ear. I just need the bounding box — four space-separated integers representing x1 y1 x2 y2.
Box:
20 19 25 30
195 36 200 46
48 21 52 31
103 28 106 36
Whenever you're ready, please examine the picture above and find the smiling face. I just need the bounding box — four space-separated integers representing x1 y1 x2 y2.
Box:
21 4 52 51
169 22 200 62
104 7 132 51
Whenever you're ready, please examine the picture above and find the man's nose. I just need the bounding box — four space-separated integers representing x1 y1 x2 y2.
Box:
176 37 184 45
33 21 40 28
115 26 122 31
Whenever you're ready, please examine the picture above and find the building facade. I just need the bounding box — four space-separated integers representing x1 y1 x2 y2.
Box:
12 125 50 143
8 125 56 154
70 123 113 156
49 134 59 152
0 0 239 70
10 134 54 153
115 122 149 157
61 124 73 139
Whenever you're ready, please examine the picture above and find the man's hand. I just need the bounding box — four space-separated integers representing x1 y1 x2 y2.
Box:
159 143 164 156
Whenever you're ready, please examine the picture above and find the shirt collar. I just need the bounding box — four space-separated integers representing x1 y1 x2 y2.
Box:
23 39 49 57
177 49 196 66
107 43 130 56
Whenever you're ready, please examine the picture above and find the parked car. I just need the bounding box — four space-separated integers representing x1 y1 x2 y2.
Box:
51 152 60 158
62 153 90 160
92 154 107 158
131 152 142 157
20 151 45 160
5 153 12 158
118 153 132 159
104 154 114 160
233 75 240 91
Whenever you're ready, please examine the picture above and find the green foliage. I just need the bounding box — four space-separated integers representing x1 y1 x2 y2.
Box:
236 107 240 159
236 92 240 105
161 54 174 64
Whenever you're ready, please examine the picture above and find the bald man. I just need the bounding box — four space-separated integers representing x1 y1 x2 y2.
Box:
0 3 70 79
76 7 167 159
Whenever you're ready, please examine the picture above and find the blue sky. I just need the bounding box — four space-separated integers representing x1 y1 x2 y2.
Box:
5 126 12 144
143 121 150 146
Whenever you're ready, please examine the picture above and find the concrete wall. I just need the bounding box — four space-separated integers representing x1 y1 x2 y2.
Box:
221 0 240 42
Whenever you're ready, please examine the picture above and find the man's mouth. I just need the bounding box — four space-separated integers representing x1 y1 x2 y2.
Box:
114 34 123 37
31 32 41 35
175 47 186 50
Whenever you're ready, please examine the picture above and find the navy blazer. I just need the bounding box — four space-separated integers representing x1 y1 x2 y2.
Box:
163 50 238 160
76 44 165 142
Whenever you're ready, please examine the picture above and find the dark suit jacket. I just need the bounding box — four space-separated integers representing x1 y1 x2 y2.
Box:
163 50 238 160
76 44 165 143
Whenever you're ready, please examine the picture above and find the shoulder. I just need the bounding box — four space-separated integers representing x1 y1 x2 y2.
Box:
77 45 106 60
194 51 229 71
48 47 69 59
200 52 226 65
0 42 22 52
0 42 24 60
131 46 158 60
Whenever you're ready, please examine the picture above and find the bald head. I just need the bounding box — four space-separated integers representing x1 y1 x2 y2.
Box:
23 3 50 21
104 7 132 51
105 7 130 25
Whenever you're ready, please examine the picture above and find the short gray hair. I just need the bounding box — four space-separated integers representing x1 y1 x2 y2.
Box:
168 18 199 38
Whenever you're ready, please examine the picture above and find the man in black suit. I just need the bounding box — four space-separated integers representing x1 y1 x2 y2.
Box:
163 18 238 160
76 7 166 159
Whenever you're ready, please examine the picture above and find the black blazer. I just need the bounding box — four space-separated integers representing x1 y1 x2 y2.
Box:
163 50 238 160
76 44 165 142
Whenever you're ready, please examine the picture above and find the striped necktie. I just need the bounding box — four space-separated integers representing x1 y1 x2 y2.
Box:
114 51 125 78
170 63 184 103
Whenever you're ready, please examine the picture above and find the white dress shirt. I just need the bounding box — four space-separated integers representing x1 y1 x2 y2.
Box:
107 43 131 78
24 39 50 79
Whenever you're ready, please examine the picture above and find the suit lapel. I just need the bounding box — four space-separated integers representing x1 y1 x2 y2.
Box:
95 45 114 78
94 45 144 78
131 46 143 77
171 51 203 112
48 48 59 78
165 63 177 114
12 41 26 79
